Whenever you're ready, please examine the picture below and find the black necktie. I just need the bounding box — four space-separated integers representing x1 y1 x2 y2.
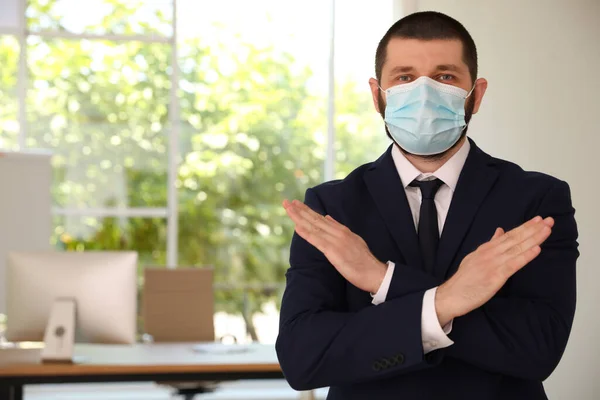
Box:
409 178 444 274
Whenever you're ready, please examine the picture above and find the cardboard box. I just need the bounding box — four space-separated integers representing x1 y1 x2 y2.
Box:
143 268 215 342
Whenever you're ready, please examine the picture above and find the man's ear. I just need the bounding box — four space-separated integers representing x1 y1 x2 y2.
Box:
471 78 488 115
369 77 383 114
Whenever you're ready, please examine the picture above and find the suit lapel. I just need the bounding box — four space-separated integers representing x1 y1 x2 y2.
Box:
364 146 423 269
434 141 499 278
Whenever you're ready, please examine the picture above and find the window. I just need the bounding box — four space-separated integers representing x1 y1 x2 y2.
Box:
0 36 19 149
26 0 173 37
1 0 400 343
26 38 171 209
52 215 167 265
176 0 330 343
334 0 395 177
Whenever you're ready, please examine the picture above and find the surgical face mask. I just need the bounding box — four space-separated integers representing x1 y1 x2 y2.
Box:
380 76 475 156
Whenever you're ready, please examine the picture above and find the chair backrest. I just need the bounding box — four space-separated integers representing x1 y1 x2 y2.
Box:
143 267 215 342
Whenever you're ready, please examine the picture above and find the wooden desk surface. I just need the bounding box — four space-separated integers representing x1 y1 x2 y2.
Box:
0 343 281 378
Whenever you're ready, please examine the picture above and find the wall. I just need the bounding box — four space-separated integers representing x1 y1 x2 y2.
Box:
0 152 52 313
414 0 600 398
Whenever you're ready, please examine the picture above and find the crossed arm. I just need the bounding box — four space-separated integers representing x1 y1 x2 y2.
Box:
276 181 577 390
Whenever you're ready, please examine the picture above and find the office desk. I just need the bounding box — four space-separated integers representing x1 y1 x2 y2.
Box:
0 343 283 400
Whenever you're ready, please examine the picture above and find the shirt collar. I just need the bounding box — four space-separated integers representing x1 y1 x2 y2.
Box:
391 139 471 193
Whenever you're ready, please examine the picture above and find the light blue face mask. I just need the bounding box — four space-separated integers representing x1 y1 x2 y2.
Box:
381 76 475 156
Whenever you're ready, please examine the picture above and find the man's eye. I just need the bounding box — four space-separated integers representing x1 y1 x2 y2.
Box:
397 75 411 82
438 74 454 81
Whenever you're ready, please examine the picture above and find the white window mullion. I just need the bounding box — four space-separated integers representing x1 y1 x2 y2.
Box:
53 208 169 218
17 0 27 149
27 30 172 44
324 0 336 182
166 0 179 268
16 0 179 263
0 27 20 35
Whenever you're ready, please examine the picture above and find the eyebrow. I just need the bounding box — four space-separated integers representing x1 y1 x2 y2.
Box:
387 64 464 76
388 66 415 75
436 64 462 72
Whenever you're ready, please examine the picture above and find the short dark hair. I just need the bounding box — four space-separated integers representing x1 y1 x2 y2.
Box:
375 11 478 83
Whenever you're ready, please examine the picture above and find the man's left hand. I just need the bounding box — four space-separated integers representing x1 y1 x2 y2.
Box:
283 199 387 294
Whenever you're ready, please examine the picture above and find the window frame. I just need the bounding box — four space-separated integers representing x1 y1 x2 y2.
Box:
4 0 409 340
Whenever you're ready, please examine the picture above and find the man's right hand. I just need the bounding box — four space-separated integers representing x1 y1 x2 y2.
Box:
435 216 554 327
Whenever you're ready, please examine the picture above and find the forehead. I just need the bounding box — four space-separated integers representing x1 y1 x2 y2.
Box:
382 38 467 74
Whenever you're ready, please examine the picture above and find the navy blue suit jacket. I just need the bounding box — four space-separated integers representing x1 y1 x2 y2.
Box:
276 140 578 400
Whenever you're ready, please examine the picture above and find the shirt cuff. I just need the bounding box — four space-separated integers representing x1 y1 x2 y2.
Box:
371 261 395 305
421 287 454 354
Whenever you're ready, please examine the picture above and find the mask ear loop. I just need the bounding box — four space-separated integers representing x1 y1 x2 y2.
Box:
461 81 478 133
380 79 475 125
375 78 391 96
465 80 477 99
376 82 388 112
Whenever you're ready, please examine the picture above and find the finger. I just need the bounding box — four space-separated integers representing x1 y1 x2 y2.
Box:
285 202 318 231
291 200 344 236
287 203 340 244
523 223 552 249
292 200 329 225
502 223 552 259
286 205 337 250
503 245 542 277
284 201 321 232
543 217 554 228
291 199 321 215
504 216 542 240
477 227 505 252
324 215 359 239
284 200 326 230
292 210 355 268
491 216 544 254
491 227 504 240
294 223 333 254
289 200 325 221
325 215 345 228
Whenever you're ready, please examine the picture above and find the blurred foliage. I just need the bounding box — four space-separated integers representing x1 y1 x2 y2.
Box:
1 0 389 341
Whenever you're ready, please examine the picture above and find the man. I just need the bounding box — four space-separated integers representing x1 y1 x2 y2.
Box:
275 11 578 400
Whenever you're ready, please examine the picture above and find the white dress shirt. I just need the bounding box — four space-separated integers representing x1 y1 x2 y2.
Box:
371 139 471 354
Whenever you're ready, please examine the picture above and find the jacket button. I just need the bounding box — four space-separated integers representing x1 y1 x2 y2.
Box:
372 360 382 371
393 353 405 365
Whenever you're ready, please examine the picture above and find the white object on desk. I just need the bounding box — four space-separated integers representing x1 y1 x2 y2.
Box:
6 251 138 345
0 346 42 366
191 343 251 355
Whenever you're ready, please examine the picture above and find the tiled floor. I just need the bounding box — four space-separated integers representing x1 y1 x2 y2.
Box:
25 381 329 400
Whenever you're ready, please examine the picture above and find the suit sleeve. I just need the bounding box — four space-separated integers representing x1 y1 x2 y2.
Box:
275 188 440 391
445 180 578 381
